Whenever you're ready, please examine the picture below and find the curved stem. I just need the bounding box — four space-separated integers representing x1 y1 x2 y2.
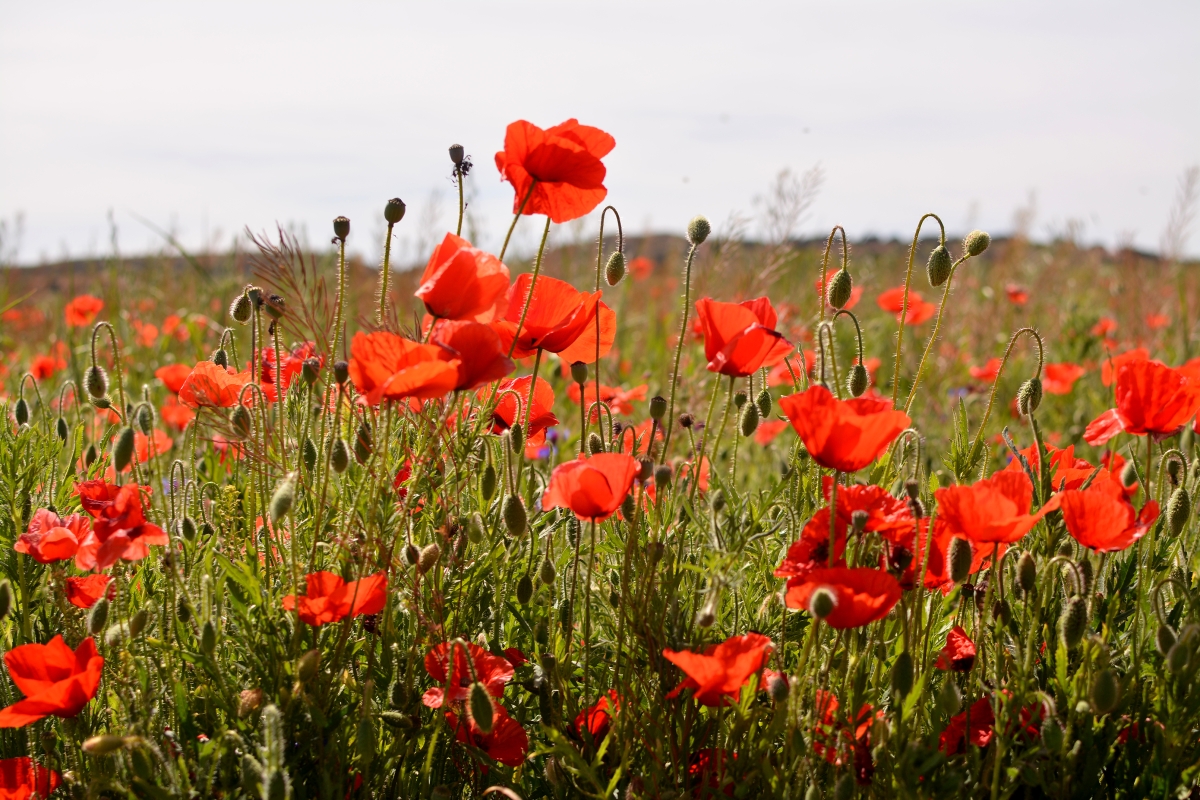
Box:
91 321 128 421
903 253 972 414
968 327 1046 459
890 213 946 407
662 243 700 458
816 322 840 398
506 217 554 359
593 206 623 447
498 181 538 264
817 226 848 323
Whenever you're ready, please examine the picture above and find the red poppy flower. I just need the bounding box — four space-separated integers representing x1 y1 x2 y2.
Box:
779 385 910 473
754 419 789 445
493 274 614 362
573 689 620 742
494 118 615 223
1004 284 1029 306
431 320 516 390
628 255 654 280
1042 362 1086 395
878 287 935 325
969 358 1002 383
1092 317 1118 339
935 626 977 671
0 757 61 798
30 354 66 381
687 749 737 797
421 640 514 709
155 363 194 394
282 571 387 627
1085 360 1200 446
1100 348 1148 386
829 481 917 545
567 382 648 420
615 419 664 458
693 297 793 377
938 694 1041 755
774 511 847 580
811 690 883 771
1059 486 1159 552
0 636 104 727
65 574 113 609
64 295 104 327
178 361 253 409
1147 313 1170 330
159 395 195 430
487 375 558 443
15 509 90 564
935 471 1060 545
258 342 321 396
662 633 774 707
445 704 529 767
416 233 510 322
1001 443 1095 492
542 453 641 522
784 567 902 628
73 481 168 571
348 331 460 405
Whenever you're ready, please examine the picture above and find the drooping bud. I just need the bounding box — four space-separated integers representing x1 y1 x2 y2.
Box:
948 536 973 584
637 457 654 483
1167 486 1191 536
231 404 252 439
56 416 69 441
847 364 868 397
330 439 350 473
481 464 497 501
826 269 853 309
467 681 495 734
270 473 296 523
297 649 320 683
13 398 28 427
964 230 991 257
128 608 149 639
570 361 588 385
302 438 318 472
891 651 914 698
83 735 130 756
179 516 196 541
88 597 109 635
113 427 136 472
230 293 253 324
1167 458 1184 487
333 360 350 385
679 412 694 429
739 401 759 437
1090 668 1119 715
687 215 711 246
1156 623 1177 656
417 543 441 575
1059 596 1088 649
711 490 726 512
649 395 667 421
503 495 527 537
85 365 109 398
301 358 320 386
354 421 373 465
1041 718 1064 751
516 574 534 605
1017 552 1037 595
1168 639 1191 673
509 423 525 455
755 388 772 418
333 216 351 241
926 244 953 287
605 251 626 286
1017 377 1043 416
211 347 229 369
587 432 604 455
809 587 836 620
135 404 154 435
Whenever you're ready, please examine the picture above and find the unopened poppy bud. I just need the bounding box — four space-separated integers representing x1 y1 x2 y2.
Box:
1090 668 1119 715
0 580 11 622
179 516 196 542
1017 377 1043 416
83 734 129 755
56 416 69 441
605 251 626 286
509 424 525 455
503 495 527 537
200 619 217 655
739 401 759 437
91 395 111 410
230 404 252 439
1078 557 1093 594
516 574 534 605
211 347 229 369
587 432 604 455
637 457 654 483
711 490 726 512
926 244 953 287
679 412 694 429
733 391 748 409
301 358 320 386
570 361 588 384
384 197 407 225
85 365 109 398
230 293 253 324
134 404 154 435
1167 457 1184 486
1060 596 1088 649
964 230 991 257
330 439 350 473
809 587 836 620
904 479 920 501
1168 486 1191 535
649 395 667 421
620 492 636 519
937 678 961 716
1120 460 1138 488
1157 624 1177 656
302 438 317 472
850 510 868 534
88 597 109 635
826 268 853 309
270 473 296 522
1041 718 1064 751
1017 552 1037 594
948 536 973 584
246 286 263 306
297 649 320 683
113 427 136 472
333 360 350 385
467 681 495 734
847 364 868 397
1168 638 1191 673
417 543 441 574
767 673 789 703
481 464 497 501
175 596 192 624
403 543 420 566
833 773 854 800
333 216 351 241
891 650 914 698
354 422 373 465
128 608 149 639
687 215 711 246
654 464 673 489
539 554 557 586
13 398 29 427
754 388 772 418
467 512 486 544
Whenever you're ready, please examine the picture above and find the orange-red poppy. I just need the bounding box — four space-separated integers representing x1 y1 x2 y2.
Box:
1059 485 1159 552
30 354 66 381
778 385 910 473
662 633 774 707
492 274 614 362
178 361 252 409
542 453 641 522
159 395 195 430
0 636 104 727
1093 317 1118 339
417 233 510 322
65 574 113 609
487 376 558 443
258 342 321 397
1001 443 1095 492
694 297 793 377
774 511 848 580
754 419 790 445
155 363 194 394
1085 359 1200 446
110 429 172 471
1100 348 1148 386
574 689 620 742
15 509 89 564
628 255 654 280
1042 362 1086 395
566 382 648 420
431 320 515 390
969 358 1003 383
0 756 61 797
422 641 514 709
1147 313 1171 330
494 119 615 223
1004 284 1029 306
938 693 1041 755
281 571 387 627
921 526 1005 594
444 704 529 767
73 481 168 570
878 287 935 325
935 626 976 672
348 331 460 405
934 472 1058 545
783 567 902 628
64 295 104 327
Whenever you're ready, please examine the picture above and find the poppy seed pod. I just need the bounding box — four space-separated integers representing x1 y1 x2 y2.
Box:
964 230 991 257
0 580 11 622
587 432 604 455
85 365 109 399
179 516 196 542
403 543 420 567
1091 668 1120 715
270 473 296 523
333 360 350 385
926 244 953 287
330 439 350 474
605 251 626 286
739 401 760 437
891 651 915 698
1060 595 1088 649
467 681 495 734
755 388 772 418
809 587 837 620
620 492 636 519
649 395 667 421
503 495 527 537
654 464 673 489
1156 623 1177 656
230 293 253 324
449 144 465 166
384 197 407 225
333 216 351 241
569 361 589 386
13 398 29 427
417 542 441 575
850 510 869 535
768 673 789 703
113 427 136 472
687 215 711 246
680 412 694 429
231 404 252 439
301 358 320 386
262 295 285 321
1167 486 1191 536
848 364 869 398
948 536 973 584
1017 377 1043 416
1017 551 1037 595
481 464 497 501
516 574 534 605
826 268 853 309
297 649 320 683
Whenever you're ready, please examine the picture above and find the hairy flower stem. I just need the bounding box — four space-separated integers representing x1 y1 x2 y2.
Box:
903 253 972 414
331 235 348 372
507 216 554 359
967 328 1045 459
498 181 538 264
593 206 622 447
890 213 946 407
662 243 699 459
583 519 599 706
827 472 839 566
377 221 396 326
816 225 848 324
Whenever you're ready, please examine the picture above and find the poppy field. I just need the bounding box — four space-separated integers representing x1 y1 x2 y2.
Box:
2 119 1200 799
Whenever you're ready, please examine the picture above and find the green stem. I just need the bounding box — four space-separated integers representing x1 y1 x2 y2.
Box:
498 181 538 263
507 217 554 359
903 254 970 413
331 236 348 367
890 213 945 408
662 243 700 458
377 222 395 326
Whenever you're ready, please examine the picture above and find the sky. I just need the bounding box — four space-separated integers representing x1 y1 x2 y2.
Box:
2 1 1198 266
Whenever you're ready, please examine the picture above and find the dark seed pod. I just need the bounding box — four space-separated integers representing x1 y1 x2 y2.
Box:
113 427 136 472
14 398 29 427
587 432 604 455
333 361 350 385
503 495 527 537
739 401 759 437
481 464 497 501
926 244 953 287
649 395 667 421
0 580 12 621
891 651 914 698
826 268 853 309
1090 668 1119 715
56 417 69 441
948 536 973 584
1060 596 1088 649
654 464 673 489
385 197 407 225
755 388 772 418
679 412 694 429
637 457 654 482
85 365 109 398
333 216 351 241
847 364 868 397
570 361 588 385
330 439 350 473
1017 377 1043 416
605 251 626 286
88 598 109 635
467 681 495 734
302 438 318 472
964 230 991 257
1167 486 1191 536
212 348 229 369
516 574 534 605
231 404 252 439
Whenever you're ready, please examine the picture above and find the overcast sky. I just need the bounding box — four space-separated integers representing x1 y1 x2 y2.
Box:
2 1 1198 266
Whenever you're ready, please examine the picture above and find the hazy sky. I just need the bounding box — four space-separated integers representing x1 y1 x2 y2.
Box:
2 1 1198 265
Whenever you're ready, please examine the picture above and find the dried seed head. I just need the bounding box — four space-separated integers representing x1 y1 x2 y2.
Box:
230 293 253 324
417 543 441 574
503 495 527 537
1017 551 1037 595
113 427 136 472
333 216 351 241
385 197 407 225
85 365 109 398
687 215 711 246
467 681 495 734
1017 377 1043 416
809 587 837 620
1168 486 1191 536
449 144 465 165
948 536 973 584
826 268 853 309
847 363 868 397
926 244 953 287
1059 595 1088 649
1090 668 1120 715
964 230 991 257
605 251 626 286
649 395 667 421
570 361 588 384
679 412 694 429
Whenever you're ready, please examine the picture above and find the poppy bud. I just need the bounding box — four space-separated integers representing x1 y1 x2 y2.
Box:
937 678 961 716
826 268 853 309
516 574 534 605
417 543 441 574
964 230 991 257
1167 457 1184 486
509 423 525 455
587 432 604 455
200 619 217 655
711 490 726 512
301 358 320 387
83 734 130 756
12 397 29 427
134 404 153 435
570 361 588 385
850 510 868 535
480 464 497 501
1078 557 1093 594
91 396 111 410
1060 596 1088 649
654 464 673 490
1057 540 1075 558
0 580 11 622
680 412 694 429
739 401 760 437
113 427 136 472
992 598 1012 625
175 596 192 624
809 587 836 620
696 608 716 629
87 597 109 635
230 292 253 324
230 404 252 439
1017 377 1043 416
904 479 920 501
330 439 350 473
847 364 868 398
333 216 351 241
1041 717 1064 751
297 649 320 683
833 773 854 800
620 493 636 519
403 543 420 566
605 251 626 286
55 416 69 441
768 673 789 703
384 197 407 225
1090 668 1119 715
85 365 109 398
1168 639 1190 673
636 457 654 483
947 536 973 584
302 438 317 472
270 473 296 522
128 608 149 639
1120 460 1138 488
354 423 373 465
733 391 748 409
1156 623 1177 656
891 650 914 698
211 347 229 369
1017 552 1037 595
1168 486 1191 536
179 516 196 542
503 495 527 537
467 512 486 544
687 215 711 246
926 244 953 287
333 360 350 385
464 680 495 735
754 388 772 419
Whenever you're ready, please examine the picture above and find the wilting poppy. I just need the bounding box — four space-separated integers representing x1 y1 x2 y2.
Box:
178 361 252 409
155 363 194 394
282 571 387 627
15 509 89 564
0 636 104 727
779 385 910 473
936 472 1060 545
348 331 460 405
1042 362 1086 395
573 689 620 742
694 297 793 377
445 704 529 767
64 295 104 327
74 481 168 571
1059 486 1159 552
494 118 615 223
542 453 641 522
493 274 614 362
487 375 559 443
1085 360 1200 446
65 574 113 609
30 354 66 381
784 567 902 628
567 382 648 420
935 626 977 672
878 287 935 325
1100 348 1148 386
662 632 774 707
422 640 515 709
417 233 510 322
0 757 61 798
969 358 1003 383
431 320 516 390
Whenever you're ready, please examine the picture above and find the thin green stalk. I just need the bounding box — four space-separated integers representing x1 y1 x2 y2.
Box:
507 217 554 359
662 243 700 458
890 213 945 407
